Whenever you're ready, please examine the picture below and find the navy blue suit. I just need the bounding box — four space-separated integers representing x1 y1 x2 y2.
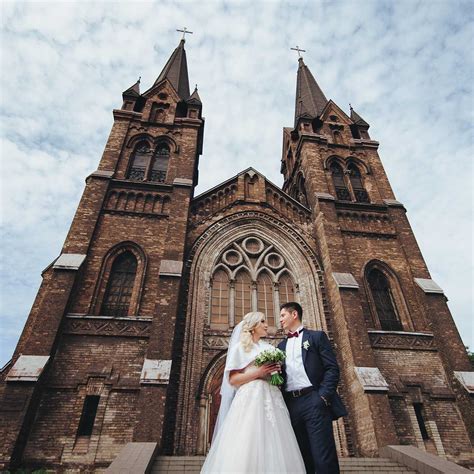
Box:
278 329 347 474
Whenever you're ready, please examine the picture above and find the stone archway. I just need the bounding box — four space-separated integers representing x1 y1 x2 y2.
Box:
175 211 341 455
197 355 225 454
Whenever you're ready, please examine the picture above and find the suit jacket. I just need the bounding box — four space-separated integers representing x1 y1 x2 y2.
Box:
278 329 347 420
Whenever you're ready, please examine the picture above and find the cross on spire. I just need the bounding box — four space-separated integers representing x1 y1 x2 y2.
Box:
291 45 306 58
177 27 193 40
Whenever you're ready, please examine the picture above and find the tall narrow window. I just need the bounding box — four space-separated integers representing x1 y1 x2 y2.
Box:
128 142 150 181
330 163 351 201
348 164 369 203
413 403 430 440
101 252 137 317
278 273 295 303
150 144 169 182
210 270 230 326
234 271 252 325
77 395 100 437
367 269 402 331
257 272 274 326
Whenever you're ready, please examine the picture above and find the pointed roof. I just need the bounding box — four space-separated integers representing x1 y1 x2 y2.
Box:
154 39 190 100
350 105 370 127
294 57 328 126
187 85 201 104
122 78 141 98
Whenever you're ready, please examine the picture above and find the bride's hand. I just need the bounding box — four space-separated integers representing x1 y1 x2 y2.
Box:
255 362 281 379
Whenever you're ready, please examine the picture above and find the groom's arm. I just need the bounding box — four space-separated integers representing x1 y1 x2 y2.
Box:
316 331 340 401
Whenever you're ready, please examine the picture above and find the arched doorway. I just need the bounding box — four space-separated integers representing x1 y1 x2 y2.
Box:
208 363 224 443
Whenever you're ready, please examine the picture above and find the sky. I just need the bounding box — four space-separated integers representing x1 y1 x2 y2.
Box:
0 0 473 366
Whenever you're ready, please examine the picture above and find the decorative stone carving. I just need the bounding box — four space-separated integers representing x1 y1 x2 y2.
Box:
140 359 172 384
63 315 151 337
454 371 474 394
354 367 389 392
203 336 230 350
332 272 359 289
53 254 86 271
6 355 50 382
368 330 436 351
369 331 436 351
159 260 183 277
414 278 444 295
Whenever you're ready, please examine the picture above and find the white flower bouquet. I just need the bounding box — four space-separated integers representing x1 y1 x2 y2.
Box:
254 348 286 386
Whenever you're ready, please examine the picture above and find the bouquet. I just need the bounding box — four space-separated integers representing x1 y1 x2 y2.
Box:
254 348 286 386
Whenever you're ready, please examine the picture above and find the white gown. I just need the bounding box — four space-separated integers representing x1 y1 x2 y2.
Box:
201 342 305 474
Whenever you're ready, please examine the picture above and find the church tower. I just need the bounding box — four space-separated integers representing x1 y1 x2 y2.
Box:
0 39 204 469
281 56 473 458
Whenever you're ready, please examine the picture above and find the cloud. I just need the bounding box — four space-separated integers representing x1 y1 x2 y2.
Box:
1 0 473 364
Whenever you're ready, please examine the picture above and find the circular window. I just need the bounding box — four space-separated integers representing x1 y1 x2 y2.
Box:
264 252 285 270
222 249 243 267
158 93 168 100
242 237 264 255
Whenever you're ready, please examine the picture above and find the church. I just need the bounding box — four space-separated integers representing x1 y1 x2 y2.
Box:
0 38 472 471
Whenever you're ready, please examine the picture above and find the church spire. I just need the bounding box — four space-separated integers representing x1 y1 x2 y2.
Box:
294 57 328 126
154 39 190 100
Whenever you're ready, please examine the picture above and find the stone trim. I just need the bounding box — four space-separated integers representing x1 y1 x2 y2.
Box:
383 199 405 208
454 371 474 394
414 278 444 294
315 192 336 201
354 367 389 392
53 253 87 270
88 170 114 179
140 359 172 384
6 355 50 382
159 259 183 277
332 272 359 289
173 178 193 187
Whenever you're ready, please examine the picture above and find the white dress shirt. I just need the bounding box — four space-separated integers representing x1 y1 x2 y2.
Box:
285 326 312 391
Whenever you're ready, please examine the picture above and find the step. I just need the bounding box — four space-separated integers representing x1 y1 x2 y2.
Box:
152 456 417 473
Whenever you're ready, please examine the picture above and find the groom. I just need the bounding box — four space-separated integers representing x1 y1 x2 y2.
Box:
278 302 347 474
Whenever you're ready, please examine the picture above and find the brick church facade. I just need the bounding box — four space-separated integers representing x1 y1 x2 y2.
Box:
1 39 472 471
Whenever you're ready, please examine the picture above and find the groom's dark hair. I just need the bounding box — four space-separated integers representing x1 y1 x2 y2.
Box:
280 302 303 321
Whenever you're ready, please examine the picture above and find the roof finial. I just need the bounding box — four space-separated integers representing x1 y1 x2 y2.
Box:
176 27 193 41
349 103 353 111
195 83 198 91
138 76 141 84
291 45 306 59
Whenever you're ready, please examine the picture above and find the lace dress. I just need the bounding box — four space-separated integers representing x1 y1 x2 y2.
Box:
201 348 305 473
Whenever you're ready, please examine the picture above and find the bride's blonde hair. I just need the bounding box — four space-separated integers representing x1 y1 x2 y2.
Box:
240 311 265 352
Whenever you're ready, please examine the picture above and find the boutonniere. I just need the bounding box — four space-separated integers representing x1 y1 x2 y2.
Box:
302 340 310 350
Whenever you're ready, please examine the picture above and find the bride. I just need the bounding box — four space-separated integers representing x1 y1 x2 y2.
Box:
201 311 305 473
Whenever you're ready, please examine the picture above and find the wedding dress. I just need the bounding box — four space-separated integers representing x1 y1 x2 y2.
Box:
201 338 305 473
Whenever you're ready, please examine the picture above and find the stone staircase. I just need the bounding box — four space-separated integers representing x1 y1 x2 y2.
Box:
152 456 418 473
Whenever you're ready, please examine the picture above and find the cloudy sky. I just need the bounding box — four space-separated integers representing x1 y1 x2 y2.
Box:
1 0 472 365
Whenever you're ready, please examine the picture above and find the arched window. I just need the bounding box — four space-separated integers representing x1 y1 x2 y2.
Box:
101 252 137 317
234 271 252 325
128 142 151 181
333 131 342 144
330 163 351 201
278 273 295 304
295 174 309 207
367 268 402 331
150 144 169 183
348 164 369 203
257 272 274 326
210 270 230 326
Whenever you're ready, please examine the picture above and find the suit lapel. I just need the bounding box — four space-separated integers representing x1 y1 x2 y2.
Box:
301 328 309 366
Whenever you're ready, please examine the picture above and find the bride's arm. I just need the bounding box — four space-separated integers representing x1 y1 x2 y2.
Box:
229 363 280 387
